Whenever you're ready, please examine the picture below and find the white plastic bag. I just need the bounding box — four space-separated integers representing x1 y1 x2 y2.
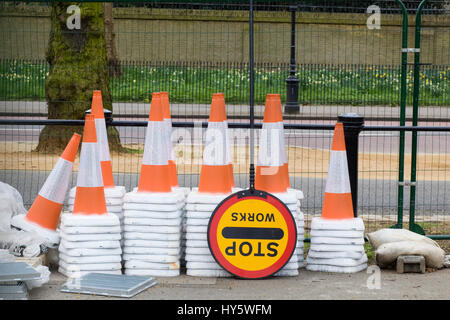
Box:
25 265 51 290
0 181 27 232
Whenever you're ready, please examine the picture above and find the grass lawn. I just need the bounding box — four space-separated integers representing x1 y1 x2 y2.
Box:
1 60 449 106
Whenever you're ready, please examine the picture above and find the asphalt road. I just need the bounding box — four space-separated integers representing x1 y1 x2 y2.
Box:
1 170 448 217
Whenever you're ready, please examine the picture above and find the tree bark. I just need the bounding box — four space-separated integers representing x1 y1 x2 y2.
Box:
36 2 122 153
103 2 122 77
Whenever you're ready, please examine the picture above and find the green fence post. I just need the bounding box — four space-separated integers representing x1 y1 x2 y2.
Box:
391 0 408 230
408 0 428 235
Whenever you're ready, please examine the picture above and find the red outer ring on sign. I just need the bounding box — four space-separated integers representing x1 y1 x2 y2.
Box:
207 191 297 279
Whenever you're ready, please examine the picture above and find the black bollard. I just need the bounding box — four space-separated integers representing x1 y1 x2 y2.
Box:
337 113 364 217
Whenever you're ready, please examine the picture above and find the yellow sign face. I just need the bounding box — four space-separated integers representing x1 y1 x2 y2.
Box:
214 198 290 272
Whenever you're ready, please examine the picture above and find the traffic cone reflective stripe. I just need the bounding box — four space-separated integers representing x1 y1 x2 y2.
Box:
255 94 289 193
161 91 179 188
25 133 81 230
321 123 354 220
73 114 107 215
198 93 232 194
138 92 172 193
91 90 115 188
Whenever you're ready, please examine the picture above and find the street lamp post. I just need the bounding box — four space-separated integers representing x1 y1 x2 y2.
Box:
285 5 300 114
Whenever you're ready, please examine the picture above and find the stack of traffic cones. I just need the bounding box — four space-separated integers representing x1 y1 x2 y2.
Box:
11 134 81 248
122 92 184 277
68 91 126 245
184 93 235 277
58 114 122 277
306 123 367 273
255 94 304 276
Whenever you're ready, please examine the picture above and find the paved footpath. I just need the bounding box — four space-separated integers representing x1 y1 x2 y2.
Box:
30 267 450 300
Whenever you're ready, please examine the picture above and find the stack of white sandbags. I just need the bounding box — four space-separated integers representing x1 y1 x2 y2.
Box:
184 190 233 277
58 214 123 277
290 188 305 267
121 92 184 277
58 114 122 277
121 190 185 277
271 190 301 277
306 218 367 273
306 123 367 273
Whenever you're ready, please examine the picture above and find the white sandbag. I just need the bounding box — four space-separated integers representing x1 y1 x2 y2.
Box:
311 217 365 231
123 246 180 255
268 191 298 205
60 239 121 249
60 233 121 242
310 236 365 245
288 188 304 200
123 225 181 234
186 239 208 248
125 269 180 277
60 225 121 235
123 239 180 248
375 240 445 269
68 205 124 214
58 267 121 278
184 254 216 263
68 197 123 207
69 186 126 199
58 245 122 257
306 254 368 267
309 244 365 252
185 204 220 212
123 232 180 241
186 211 213 219
307 249 365 260
124 217 181 226
122 253 179 263
311 229 364 238
124 260 179 270
186 225 208 234
59 253 121 264
24 265 51 290
186 261 223 270
124 190 184 204
367 228 439 250
186 191 230 204
186 269 232 277
273 269 299 277
185 233 207 241
59 260 122 272
185 247 212 255
306 263 367 273
124 210 182 219
61 213 120 227
123 202 183 212
186 218 209 226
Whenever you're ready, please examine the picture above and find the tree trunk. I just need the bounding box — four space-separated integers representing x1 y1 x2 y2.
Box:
36 2 122 154
103 2 122 77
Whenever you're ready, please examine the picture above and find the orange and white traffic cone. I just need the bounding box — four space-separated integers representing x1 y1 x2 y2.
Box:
91 90 115 188
321 122 354 220
306 122 367 273
137 92 172 193
160 91 179 188
198 93 232 194
72 114 108 215
255 93 289 193
11 133 81 246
